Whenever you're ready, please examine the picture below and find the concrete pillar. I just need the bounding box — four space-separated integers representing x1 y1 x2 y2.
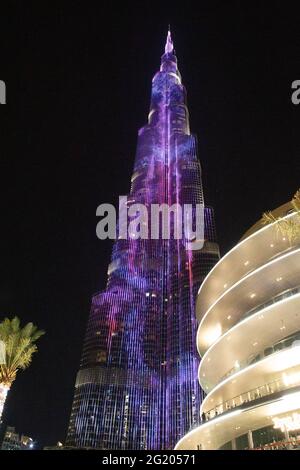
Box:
247 430 254 449
283 425 289 441
283 425 292 449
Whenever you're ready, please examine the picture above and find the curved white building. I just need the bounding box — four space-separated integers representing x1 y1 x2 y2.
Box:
176 201 300 450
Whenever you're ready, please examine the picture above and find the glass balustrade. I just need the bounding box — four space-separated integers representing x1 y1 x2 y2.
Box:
219 330 300 384
202 339 300 422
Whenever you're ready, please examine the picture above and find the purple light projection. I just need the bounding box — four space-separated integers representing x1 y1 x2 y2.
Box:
66 31 219 450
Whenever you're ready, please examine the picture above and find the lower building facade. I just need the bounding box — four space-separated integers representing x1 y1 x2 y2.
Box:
1 426 34 450
175 200 300 450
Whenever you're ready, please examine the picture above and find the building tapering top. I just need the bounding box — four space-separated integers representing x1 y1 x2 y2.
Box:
158 27 180 82
165 29 174 54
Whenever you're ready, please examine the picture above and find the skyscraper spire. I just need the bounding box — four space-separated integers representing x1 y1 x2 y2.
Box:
165 27 174 54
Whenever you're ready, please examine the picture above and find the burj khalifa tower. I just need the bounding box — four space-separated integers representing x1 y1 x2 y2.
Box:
66 30 219 450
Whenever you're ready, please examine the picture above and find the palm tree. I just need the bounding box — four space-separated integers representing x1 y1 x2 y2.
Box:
0 317 45 421
262 189 300 243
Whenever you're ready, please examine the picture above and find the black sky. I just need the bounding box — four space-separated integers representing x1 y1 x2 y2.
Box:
0 1 299 448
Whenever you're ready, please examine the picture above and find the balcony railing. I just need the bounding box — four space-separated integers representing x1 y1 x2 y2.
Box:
202 371 300 423
219 329 300 384
239 285 300 323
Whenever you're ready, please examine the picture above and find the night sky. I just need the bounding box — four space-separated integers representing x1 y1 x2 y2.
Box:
0 1 299 448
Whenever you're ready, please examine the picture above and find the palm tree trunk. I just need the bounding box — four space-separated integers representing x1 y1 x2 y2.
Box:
0 383 10 421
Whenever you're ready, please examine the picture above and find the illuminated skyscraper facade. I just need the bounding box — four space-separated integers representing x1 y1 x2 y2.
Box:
66 31 219 450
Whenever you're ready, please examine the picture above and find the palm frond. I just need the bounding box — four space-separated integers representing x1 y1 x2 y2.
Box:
0 317 44 387
262 190 300 244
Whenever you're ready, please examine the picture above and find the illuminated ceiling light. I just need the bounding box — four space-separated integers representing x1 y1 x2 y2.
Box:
270 243 274 248
146 292 150 297
279 391 300 411
280 320 286 331
227 315 231 320
276 277 282 282
244 261 249 266
204 324 222 346
250 293 256 299
273 413 300 433
259 315 264 319
207 357 211 362
235 426 240 430
253 341 258 346
223 283 228 289
283 372 300 387
283 237 286 241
